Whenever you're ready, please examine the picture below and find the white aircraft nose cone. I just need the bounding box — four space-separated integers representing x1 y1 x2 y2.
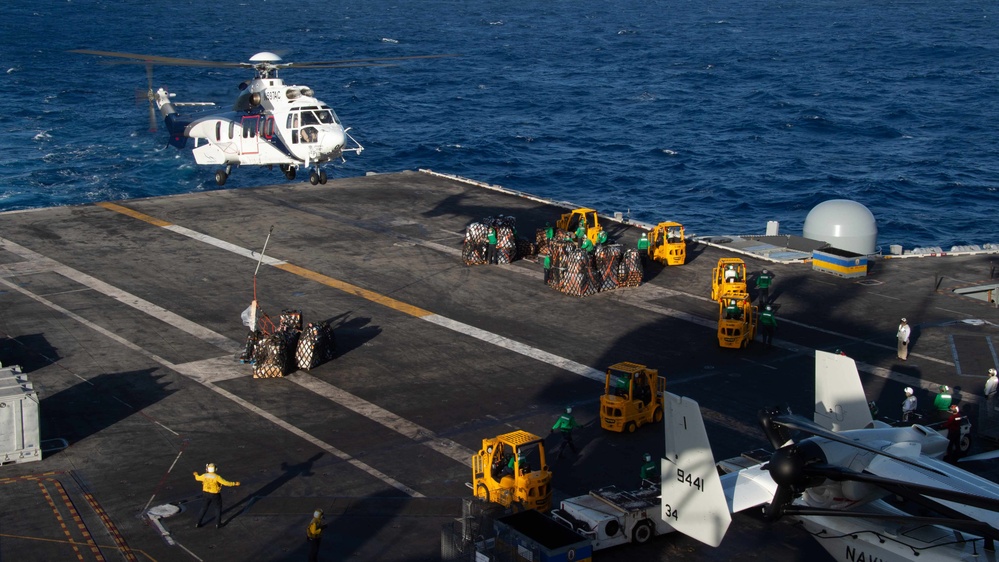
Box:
320 127 345 155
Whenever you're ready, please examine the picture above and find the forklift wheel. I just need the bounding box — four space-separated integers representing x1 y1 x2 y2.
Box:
653 408 663 423
476 483 489 502
626 421 637 433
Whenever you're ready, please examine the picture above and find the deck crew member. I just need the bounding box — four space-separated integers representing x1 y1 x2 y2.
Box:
193 463 241 529
306 508 328 562
755 269 774 304
551 407 579 459
640 453 657 486
896 318 911 361
986 368 999 419
901 387 917 423
759 304 776 348
934 385 952 412
486 226 498 264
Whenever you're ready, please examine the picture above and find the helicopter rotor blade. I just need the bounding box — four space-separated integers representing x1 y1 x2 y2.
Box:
68 49 247 68
286 53 459 68
145 63 157 132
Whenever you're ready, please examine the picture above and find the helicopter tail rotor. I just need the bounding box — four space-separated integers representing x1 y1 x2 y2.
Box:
145 64 157 132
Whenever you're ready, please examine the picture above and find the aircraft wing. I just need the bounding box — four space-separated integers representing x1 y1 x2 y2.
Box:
662 392 733 547
813 350 873 432
868 448 999 530
721 464 778 514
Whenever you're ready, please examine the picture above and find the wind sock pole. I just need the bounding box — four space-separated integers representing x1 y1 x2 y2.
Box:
245 226 274 333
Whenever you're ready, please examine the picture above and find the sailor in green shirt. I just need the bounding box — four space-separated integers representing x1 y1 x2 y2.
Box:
486 226 498 264
637 232 650 252
759 304 777 348
580 237 595 253
596 230 608 246
755 269 774 304
575 217 587 241
724 299 742 320
544 222 554 240
551 407 578 459
541 253 552 284
640 453 657 485
934 385 953 411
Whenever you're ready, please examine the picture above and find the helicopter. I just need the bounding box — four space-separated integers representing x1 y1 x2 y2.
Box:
660 350 999 561
70 49 452 187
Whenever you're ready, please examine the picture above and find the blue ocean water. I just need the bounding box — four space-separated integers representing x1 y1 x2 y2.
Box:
2 0 997 250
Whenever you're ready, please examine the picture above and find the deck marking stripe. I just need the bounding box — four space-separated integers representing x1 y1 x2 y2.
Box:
288 373 476 465
275 263 432 317
203 381 424 497
989 336 999 369
950 334 964 375
96 202 172 228
422 314 605 382
0 274 422 498
165 225 286 266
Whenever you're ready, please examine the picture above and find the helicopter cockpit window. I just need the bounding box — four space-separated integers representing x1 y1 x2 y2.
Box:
300 126 318 144
320 105 341 125
287 113 299 129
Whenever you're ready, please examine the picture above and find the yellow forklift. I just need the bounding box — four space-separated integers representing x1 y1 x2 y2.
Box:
471 430 553 512
710 257 748 301
648 221 686 266
717 292 757 348
556 208 604 245
599 362 666 433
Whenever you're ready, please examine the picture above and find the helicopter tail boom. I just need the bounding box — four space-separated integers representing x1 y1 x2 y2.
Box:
153 88 190 149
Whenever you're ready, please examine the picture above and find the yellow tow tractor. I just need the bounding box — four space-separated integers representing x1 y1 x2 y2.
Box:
556 208 604 245
599 362 666 433
710 257 748 301
471 430 553 512
717 292 757 348
648 221 686 266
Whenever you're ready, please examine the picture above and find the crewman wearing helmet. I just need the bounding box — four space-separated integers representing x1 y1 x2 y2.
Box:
944 405 963 462
986 368 998 419
193 463 241 529
551 406 578 460
640 453 657 486
933 385 952 412
306 507 328 562
901 387 917 423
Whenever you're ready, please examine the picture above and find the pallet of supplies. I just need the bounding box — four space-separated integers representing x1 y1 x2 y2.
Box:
296 321 337 371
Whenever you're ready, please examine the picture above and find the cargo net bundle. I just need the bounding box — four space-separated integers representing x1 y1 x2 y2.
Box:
535 227 570 257
244 309 337 378
463 215 527 266
547 242 643 297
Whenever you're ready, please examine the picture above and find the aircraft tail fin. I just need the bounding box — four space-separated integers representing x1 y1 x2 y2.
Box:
661 392 732 547
814 350 872 432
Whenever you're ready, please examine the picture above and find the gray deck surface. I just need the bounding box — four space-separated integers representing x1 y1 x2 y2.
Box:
0 169 997 561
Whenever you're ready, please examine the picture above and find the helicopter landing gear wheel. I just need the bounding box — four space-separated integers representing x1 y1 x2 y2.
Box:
318 170 328 184
309 171 320 185
215 169 228 186
283 167 296 181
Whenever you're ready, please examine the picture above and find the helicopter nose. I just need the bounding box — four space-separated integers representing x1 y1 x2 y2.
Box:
321 127 345 155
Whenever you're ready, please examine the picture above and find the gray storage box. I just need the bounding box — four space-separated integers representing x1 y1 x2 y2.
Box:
0 366 41 465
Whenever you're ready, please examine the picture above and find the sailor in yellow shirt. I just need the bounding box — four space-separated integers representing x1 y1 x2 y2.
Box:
306 508 328 562
193 463 240 529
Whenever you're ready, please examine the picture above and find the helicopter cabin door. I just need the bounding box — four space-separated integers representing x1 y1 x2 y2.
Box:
240 116 260 161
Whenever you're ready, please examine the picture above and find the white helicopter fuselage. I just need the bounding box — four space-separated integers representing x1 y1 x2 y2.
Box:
171 78 348 167
154 69 360 185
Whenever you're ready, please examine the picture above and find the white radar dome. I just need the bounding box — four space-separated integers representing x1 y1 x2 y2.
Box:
802 200 877 255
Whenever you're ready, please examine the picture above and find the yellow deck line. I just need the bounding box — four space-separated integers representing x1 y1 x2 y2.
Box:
98 203 433 318
96 202 172 228
275 263 432 318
